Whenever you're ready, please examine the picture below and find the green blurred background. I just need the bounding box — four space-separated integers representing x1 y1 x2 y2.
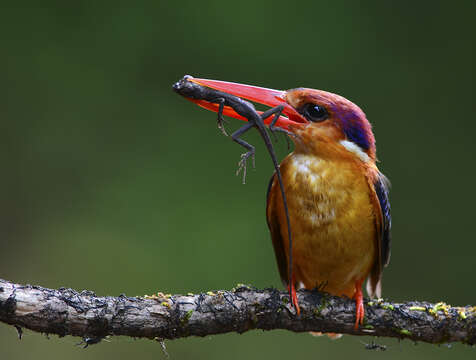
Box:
1 1 475 359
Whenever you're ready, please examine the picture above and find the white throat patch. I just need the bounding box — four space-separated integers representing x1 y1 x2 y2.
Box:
339 140 370 163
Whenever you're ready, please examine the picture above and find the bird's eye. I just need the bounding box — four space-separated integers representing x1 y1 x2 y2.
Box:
301 103 328 122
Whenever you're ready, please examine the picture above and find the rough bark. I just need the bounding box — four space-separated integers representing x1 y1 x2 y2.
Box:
1 278 475 346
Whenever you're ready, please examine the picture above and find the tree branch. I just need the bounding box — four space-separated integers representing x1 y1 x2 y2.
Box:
1 278 475 346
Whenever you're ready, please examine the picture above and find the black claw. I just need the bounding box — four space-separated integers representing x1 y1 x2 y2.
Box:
14 325 23 340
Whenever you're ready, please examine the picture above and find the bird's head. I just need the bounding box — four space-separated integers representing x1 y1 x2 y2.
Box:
188 77 376 163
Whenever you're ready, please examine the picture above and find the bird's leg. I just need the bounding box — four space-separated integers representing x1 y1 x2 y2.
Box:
287 276 301 316
230 122 256 184
214 97 229 136
353 278 365 329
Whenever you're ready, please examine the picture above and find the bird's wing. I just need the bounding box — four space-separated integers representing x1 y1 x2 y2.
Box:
367 171 392 298
266 172 289 286
375 173 392 267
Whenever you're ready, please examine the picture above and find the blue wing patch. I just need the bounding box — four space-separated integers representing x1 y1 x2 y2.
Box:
374 173 391 267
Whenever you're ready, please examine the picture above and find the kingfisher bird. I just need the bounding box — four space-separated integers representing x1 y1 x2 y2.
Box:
181 77 391 330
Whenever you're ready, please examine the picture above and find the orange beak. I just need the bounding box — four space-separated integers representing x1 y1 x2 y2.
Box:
188 77 307 130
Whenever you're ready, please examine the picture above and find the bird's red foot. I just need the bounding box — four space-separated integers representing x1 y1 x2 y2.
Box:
288 280 301 315
353 279 364 329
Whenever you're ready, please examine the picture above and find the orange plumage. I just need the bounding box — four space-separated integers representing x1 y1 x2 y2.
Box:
266 88 391 329
176 77 391 332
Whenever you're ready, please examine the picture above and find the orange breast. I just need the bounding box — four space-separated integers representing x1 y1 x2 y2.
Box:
270 152 377 298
